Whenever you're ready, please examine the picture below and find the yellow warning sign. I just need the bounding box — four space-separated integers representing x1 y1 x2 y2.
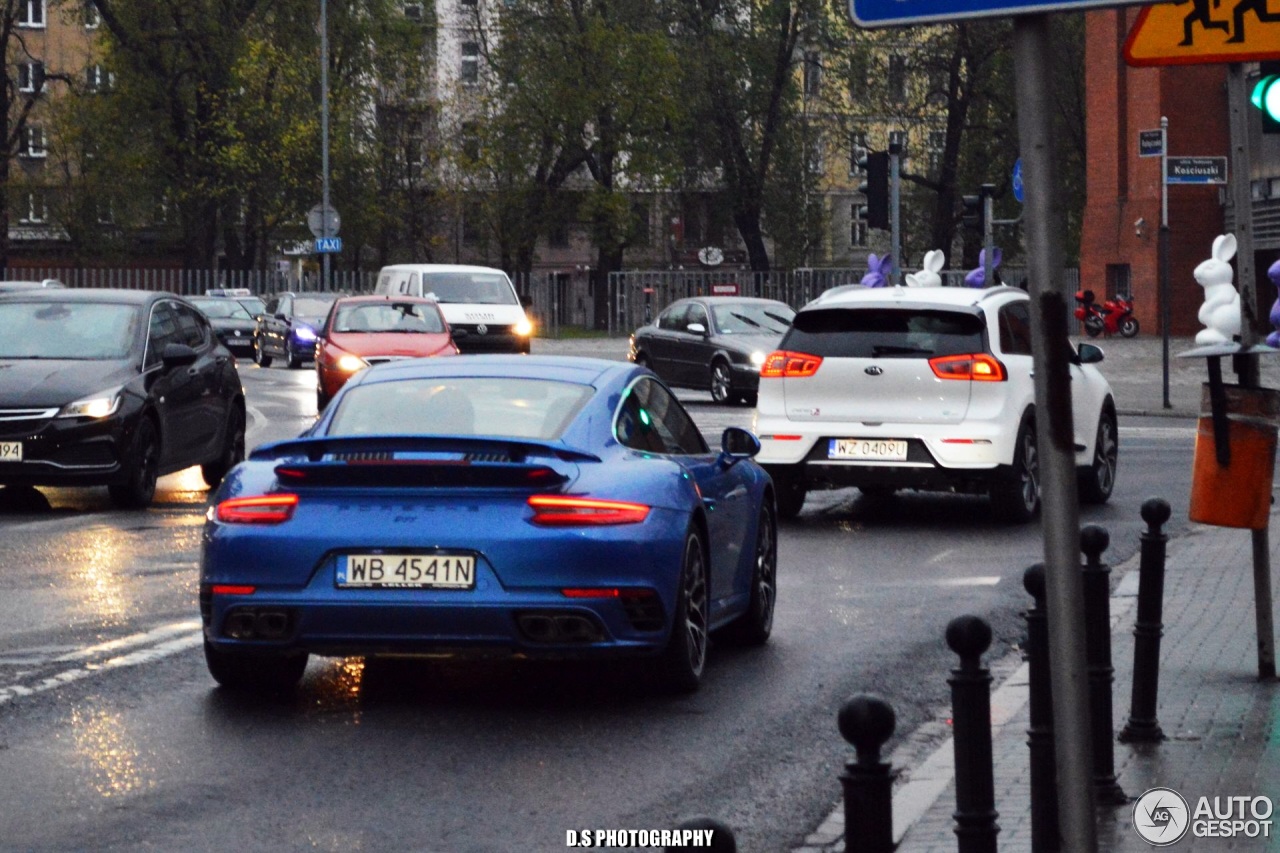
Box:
1125 0 1280 66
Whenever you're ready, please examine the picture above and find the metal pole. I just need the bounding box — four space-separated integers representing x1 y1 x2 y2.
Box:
1227 63 1275 681
1160 116 1171 409
1080 526 1126 805
1120 498 1172 742
1012 16 1098 852
982 184 995 287
889 137 902 287
947 615 999 853
320 0 331 293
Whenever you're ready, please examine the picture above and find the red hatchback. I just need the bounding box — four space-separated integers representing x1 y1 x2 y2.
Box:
315 295 458 410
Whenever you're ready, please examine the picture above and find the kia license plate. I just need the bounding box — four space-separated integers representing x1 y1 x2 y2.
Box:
0 442 21 462
828 438 907 461
337 553 475 589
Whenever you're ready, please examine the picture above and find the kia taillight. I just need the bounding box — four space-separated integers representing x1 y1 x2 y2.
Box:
928 353 1007 382
527 495 650 526
215 493 299 524
760 351 823 378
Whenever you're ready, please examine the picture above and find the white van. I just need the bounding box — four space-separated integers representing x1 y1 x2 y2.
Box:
374 264 533 353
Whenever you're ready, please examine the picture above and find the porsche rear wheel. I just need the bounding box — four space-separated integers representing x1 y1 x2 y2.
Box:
204 639 308 694
655 529 709 693
727 504 776 646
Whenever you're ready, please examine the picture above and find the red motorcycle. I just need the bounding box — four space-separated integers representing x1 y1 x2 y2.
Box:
1074 289 1139 338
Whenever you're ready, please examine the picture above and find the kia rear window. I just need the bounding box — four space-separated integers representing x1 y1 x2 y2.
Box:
781 308 986 358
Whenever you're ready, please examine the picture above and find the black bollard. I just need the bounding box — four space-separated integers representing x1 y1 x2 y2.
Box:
947 615 999 853
665 817 736 852
838 694 896 853
1119 497 1172 743
1080 525 1126 805
1023 564 1060 852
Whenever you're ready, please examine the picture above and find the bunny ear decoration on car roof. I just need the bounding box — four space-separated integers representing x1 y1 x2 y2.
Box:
860 253 893 288
1267 258 1280 349
905 250 945 287
964 248 1001 288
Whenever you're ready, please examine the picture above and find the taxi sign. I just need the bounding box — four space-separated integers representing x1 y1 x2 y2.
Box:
1125 2 1280 66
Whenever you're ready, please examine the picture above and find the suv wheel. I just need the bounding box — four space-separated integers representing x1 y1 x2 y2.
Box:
991 416 1040 524
768 465 807 520
286 344 303 369
1078 408 1118 504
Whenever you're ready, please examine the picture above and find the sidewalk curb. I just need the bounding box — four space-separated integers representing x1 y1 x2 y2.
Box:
793 551 1146 853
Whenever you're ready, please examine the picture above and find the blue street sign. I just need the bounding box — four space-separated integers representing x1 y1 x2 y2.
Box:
1012 158 1024 204
1138 129 1164 158
315 237 342 253
1165 157 1227 185
850 0 1148 27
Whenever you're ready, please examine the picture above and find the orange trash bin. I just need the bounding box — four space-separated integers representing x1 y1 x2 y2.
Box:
1189 383 1280 530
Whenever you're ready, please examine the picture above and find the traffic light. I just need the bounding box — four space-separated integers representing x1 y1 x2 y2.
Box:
1252 61 1280 135
857 151 889 230
961 193 986 234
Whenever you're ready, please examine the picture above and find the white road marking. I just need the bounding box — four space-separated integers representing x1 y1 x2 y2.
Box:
933 576 1001 587
1118 425 1194 437
0 621 203 706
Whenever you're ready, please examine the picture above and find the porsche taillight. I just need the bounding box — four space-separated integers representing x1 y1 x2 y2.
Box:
215 493 299 524
760 351 823 378
527 495 650 526
928 353 1007 382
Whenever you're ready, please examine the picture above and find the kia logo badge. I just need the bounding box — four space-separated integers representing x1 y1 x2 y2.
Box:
476 324 488 335
865 366 884 376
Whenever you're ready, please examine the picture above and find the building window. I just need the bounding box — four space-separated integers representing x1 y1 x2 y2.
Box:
850 204 867 248
460 0 477 6
461 42 479 84
927 130 946 174
18 0 45 27
888 54 906 104
803 50 821 97
461 121 480 161
84 0 100 27
21 192 47 224
20 126 46 159
807 138 824 176
403 3 424 21
548 218 570 248
86 64 110 93
849 130 867 176
18 61 43 94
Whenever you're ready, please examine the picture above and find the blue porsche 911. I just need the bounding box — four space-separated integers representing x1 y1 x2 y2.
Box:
200 355 777 694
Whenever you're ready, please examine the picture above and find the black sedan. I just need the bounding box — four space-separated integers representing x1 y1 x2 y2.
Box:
189 296 257 359
628 297 794 405
0 290 246 508
254 291 339 368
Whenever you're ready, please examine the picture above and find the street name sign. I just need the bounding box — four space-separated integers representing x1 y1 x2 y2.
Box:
315 237 343 253
1139 129 1164 157
1166 156 1228 184
1125 2 1280 66
850 0 1151 27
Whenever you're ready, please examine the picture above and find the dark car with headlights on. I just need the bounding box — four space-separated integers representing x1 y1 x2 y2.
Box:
0 290 246 508
190 296 257 359
253 291 339 369
629 297 794 406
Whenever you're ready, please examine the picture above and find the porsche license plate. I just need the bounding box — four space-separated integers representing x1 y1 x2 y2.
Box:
0 442 21 462
337 553 475 589
828 438 907 461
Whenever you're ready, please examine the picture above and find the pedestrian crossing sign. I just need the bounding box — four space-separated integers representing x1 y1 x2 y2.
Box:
1125 0 1280 66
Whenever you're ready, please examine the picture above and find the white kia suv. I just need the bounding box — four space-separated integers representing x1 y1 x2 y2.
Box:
753 285 1117 523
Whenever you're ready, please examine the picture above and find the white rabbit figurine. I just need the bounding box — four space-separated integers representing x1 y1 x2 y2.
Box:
1194 234 1242 345
905 250 945 287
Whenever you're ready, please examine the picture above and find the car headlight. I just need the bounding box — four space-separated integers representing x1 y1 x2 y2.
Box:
58 389 123 419
750 351 767 366
293 325 317 342
337 354 367 372
513 319 534 337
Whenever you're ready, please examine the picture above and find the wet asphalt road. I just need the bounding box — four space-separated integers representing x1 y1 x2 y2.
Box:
0 354 1198 852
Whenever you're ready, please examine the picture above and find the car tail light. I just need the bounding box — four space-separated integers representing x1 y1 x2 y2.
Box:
211 584 257 595
215 493 299 524
560 588 655 599
760 351 823 378
527 495 650 526
928 353 1007 382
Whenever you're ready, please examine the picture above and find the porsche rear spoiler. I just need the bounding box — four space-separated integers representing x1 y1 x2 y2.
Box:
251 434 596 490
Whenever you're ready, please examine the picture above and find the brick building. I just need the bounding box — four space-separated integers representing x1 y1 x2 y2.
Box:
1082 8 1280 337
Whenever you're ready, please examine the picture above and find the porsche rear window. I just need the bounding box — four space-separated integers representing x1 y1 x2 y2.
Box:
780 307 985 358
326 377 594 440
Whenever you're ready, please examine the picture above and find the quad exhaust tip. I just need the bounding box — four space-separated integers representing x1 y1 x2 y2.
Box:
222 608 293 641
517 612 604 644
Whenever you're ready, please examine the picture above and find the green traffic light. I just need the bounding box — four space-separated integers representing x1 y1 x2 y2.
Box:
1252 75 1280 120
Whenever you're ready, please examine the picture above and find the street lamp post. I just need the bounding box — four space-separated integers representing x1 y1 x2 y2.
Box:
320 0 331 292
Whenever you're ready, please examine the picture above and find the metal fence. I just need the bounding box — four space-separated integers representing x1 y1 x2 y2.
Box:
8 265 1079 337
